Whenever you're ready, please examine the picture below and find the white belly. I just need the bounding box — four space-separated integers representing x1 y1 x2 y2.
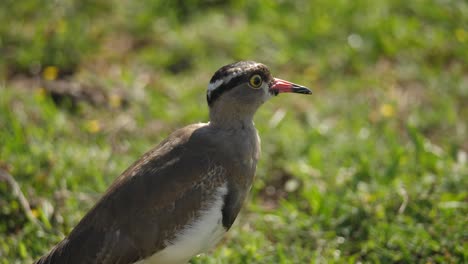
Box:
134 184 228 264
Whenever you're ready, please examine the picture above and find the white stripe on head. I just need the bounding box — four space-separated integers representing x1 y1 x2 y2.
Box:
207 79 224 94
207 69 244 97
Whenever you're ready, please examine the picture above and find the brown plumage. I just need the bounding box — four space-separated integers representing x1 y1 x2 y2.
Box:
35 61 311 264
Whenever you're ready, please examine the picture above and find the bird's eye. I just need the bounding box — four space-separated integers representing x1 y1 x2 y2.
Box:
249 74 263 89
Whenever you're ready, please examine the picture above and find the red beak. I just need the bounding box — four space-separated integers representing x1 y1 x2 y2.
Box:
270 78 312 95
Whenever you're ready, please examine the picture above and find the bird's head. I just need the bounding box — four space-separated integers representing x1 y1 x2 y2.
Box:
206 61 311 125
207 61 311 107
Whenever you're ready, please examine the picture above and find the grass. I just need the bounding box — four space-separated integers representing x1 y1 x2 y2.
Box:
1 0 467 263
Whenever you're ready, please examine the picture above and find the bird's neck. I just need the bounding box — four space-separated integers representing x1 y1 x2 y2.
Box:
209 103 256 130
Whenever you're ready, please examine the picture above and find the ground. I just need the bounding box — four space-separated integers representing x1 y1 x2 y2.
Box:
0 0 467 263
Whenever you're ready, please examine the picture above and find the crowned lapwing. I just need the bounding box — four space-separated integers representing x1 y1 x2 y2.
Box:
35 61 312 264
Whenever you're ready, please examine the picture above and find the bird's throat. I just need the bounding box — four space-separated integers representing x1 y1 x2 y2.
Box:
208 98 259 130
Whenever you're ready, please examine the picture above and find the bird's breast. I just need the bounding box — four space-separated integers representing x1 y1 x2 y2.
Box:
133 183 228 264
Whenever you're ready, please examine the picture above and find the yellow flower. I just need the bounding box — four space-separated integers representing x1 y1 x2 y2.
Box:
109 94 122 108
86 120 101 133
36 87 47 100
31 208 39 218
379 103 395 118
43 66 59 80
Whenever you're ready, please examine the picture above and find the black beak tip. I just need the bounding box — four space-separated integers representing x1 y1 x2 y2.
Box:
293 85 312 94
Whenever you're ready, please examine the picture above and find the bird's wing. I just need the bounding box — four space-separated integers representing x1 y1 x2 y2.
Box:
35 124 227 264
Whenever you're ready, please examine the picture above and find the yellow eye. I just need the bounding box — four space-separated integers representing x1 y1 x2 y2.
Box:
249 74 263 89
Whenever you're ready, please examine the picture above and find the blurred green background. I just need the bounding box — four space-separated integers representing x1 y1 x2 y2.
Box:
1 0 467 263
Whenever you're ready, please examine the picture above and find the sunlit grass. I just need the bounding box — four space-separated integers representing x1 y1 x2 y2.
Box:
1 0 467 263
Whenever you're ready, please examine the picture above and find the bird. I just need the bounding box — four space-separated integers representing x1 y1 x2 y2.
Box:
35 61 312 264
